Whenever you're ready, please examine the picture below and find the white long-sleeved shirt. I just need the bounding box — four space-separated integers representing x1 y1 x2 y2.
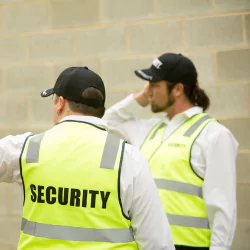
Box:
103 94 239 250
0 115 175 250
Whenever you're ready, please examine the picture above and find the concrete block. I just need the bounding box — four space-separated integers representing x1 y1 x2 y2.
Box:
53 59 101 84
186 52 215 84
0 94 6 124
0 0 22 4
101 56 155 91
5 64 52 93
215 0 250 12
158 0 213 17
105 91 132 109
247 82 250 115
185 16 243 48
3 1 49 32
205 84 249 119
0 127 8 138
4 96 29 123
28 97 53 124
51 0 100 28
217 49 250 81
29 33 75 61
0 243 15 250
129 21 182 53
236 153 250 184
245 14 250 44
0 215 21 244
221 118 250 150
0 37 26 64
102 0 154 22
77 26 126 57
9 184 23 216
5 125 48 136
78 59 101 75
232 221 250 250
0 183 11 215
0 0 22 3
0 70 4 94
237 185 250 219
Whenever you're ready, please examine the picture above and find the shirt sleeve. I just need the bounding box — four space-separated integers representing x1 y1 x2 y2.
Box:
103 94 160 148
120 144 175 250
202 124 238 250
0 132 31 184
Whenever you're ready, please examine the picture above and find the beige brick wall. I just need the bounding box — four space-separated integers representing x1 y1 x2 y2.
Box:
0 0 249 249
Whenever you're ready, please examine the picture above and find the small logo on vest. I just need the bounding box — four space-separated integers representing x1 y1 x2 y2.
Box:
168 143 186 148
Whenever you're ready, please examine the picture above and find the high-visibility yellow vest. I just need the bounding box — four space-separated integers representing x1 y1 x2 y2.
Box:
19 121 138 250
141 113 216 248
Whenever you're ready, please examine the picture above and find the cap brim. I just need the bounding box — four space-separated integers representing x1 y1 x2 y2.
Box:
134 68 162 82
41 88 54 97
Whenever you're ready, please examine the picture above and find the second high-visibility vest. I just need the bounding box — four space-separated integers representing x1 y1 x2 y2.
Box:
19 121 138 250
141 113 216 248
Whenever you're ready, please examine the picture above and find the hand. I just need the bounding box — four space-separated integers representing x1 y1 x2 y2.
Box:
134 83 150 107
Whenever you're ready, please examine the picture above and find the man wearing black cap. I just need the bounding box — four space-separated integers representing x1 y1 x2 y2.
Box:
0 67 175 249
104 53 238 250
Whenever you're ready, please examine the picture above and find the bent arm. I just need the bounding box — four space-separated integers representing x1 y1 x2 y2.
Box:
104 94 159 147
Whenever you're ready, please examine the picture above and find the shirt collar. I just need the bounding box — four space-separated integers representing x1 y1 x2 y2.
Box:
58 115 109 131
164 106 204 124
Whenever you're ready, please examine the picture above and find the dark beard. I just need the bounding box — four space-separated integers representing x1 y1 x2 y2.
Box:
151 94 175 113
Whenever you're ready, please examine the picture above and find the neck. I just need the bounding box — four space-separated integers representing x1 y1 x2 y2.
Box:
56 111 91 124
63 109 90 117
165 100 194 120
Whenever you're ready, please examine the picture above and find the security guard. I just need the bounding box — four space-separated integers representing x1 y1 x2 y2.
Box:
104 54 238 250
0 67 175 250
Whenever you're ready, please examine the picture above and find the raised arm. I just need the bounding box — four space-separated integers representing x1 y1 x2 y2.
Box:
104 84 159 147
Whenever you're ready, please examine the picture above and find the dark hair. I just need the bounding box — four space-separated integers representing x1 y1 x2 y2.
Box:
56 87 105 118
167 82 210 111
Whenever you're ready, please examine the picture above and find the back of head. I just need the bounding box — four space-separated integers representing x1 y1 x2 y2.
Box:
68 86 105 118
41 66 106 118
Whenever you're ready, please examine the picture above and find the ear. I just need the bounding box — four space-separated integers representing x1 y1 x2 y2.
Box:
57 96 66 113
173 83 184 97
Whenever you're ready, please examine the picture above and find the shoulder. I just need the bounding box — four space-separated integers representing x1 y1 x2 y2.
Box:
0 132 32 148
203 120 237 139
122 142 150 177
140 118 163 131
199 120 239 149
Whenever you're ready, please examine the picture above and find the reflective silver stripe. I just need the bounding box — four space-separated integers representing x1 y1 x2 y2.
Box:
150 122 166 140
21 218 134 243
167 214 209 229
26 133 45 163
100 133 120 170
184 115 210 137
137 70 153 81
154 179 203 198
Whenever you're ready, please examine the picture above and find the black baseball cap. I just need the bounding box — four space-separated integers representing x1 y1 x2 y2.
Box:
41 66 105 108
135 53 197 85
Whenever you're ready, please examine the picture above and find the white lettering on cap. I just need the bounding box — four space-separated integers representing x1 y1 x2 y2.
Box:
137 70 153 80
42 90 48 96
152 58 163 69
